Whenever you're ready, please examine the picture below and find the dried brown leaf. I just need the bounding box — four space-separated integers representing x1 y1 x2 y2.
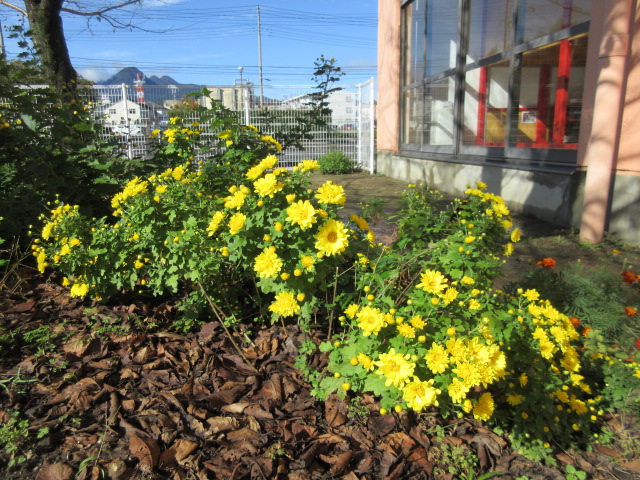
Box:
159 439 198 468
620 459 640 474
325 395 347 428
206 416 240 435
594 444 624 461
34 462 74 480
129 435 160 470
290 422 318 441
381 432 415 456
206 385 246 407
226 427 260 443
221 402 250 414
327 450 354 476
368 414 396 437
244 403 274 420
407 447 432 474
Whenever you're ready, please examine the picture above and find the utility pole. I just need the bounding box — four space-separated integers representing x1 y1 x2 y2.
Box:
0 19 5 59
257 5 264 107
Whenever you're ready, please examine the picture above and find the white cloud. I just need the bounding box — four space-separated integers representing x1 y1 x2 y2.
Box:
78 67 114 82
142 0 187 7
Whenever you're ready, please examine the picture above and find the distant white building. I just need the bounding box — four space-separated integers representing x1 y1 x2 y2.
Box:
277 90 359 128
100 99 168 134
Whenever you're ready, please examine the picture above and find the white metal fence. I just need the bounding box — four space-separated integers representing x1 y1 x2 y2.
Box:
89 79 375 171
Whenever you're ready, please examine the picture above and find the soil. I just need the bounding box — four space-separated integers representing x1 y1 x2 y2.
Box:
1 172 640 480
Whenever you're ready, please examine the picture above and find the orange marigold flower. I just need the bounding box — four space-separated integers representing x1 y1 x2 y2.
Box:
622 271 637 284
582 327 591 337
625 306 637 317
636 337 640 350
535 258 556 269
569 317 580 327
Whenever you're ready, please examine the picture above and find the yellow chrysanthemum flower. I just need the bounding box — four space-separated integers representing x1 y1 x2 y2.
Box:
468 299 481 311
397 323 416 339
410 315 426 329
425 343 449 374
285 200 317 230
297 159 320 172
446 337 467 363
493 203 510 217
473 392 494 421
357 353 375 371
228 212 246 235
461 275 475 285
206 211 226 236
254 174 285 197
402 379 441 411
519 373 528 387
300 254 315 272
344 303 360 319
453 361 482 388
442 287 459 306
315 219 349 256
506 393 524 406
224 190 248 210
111 177 149 209
504 242 514 256
350 214 370 231
269 291 300 317
447 377 470 403
375 348 416 389
253 246 283 278
356 305 386 336
511 228 521 242
70 283 89 298
416 269 448 295
315 181 346 205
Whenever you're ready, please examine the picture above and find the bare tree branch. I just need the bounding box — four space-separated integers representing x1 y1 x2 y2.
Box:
60 0 140 17
0 0 27 16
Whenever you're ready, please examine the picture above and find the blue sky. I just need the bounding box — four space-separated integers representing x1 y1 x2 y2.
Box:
0 0 377 86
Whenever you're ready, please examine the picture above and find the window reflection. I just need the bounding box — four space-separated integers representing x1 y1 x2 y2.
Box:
463 60 510 146
423 78 455 146
402 86 424 148
509 35 588 148
402 0 426 86
467 0 512 64
517 0 591 44
425 1 459 76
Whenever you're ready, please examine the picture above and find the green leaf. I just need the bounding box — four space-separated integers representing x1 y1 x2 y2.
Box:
19 113 37 131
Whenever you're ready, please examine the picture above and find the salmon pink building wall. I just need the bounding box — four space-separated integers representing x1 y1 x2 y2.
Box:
377 0 640 245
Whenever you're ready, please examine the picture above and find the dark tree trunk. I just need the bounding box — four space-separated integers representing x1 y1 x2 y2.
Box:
23 0 77 90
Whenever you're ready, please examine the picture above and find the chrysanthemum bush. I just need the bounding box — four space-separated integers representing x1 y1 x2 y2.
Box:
33 95 611 455
32 108 377 331
308 183 604 456
512 256 640 417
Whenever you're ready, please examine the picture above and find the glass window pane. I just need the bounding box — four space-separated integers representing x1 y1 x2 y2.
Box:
467 0 512 64
402 86 424 148
509 34 588 149
423 77 455 146
463 59 510 146
402 0 426 85
426 0 459 76
517 0 591 44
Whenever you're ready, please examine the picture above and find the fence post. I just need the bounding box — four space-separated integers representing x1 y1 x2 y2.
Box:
121 84 133 160
243 86 250 125
357 82 363 169
369 78 375 174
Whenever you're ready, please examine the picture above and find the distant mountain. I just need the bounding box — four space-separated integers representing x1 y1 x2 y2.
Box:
98 67 182 86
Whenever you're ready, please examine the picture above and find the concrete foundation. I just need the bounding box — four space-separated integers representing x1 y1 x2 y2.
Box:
377 151 640 245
